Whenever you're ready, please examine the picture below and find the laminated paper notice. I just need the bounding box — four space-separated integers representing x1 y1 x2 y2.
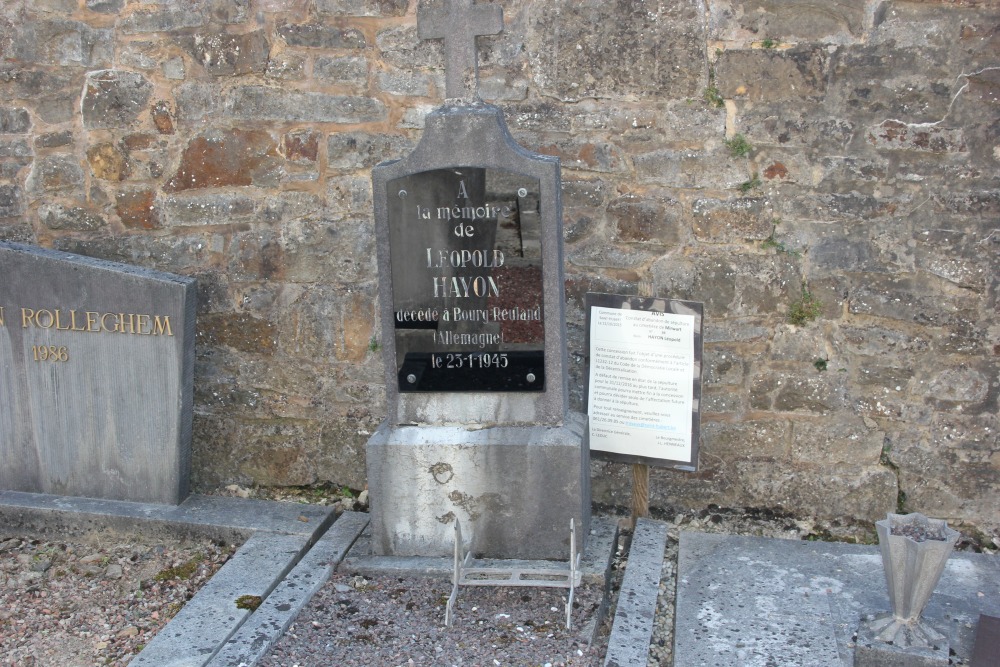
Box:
588 306 694 462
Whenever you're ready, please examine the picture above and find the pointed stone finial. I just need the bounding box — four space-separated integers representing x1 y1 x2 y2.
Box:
417 0 503 100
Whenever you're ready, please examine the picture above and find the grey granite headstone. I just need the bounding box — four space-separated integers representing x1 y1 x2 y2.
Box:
366 1 589 559
0 242 195 504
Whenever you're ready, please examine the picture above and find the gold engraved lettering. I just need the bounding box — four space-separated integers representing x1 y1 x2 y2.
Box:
17 307 175 337
35 309 54 329
69 310 86 332
152 316 173 336
116 313 135 334
54 309 70 331
0 306 4 327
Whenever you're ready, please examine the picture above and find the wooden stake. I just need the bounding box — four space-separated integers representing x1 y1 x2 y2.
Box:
631 463 650 530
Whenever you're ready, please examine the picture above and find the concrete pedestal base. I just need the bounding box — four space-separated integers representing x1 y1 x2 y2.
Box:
366 412 589 560
854 614 950 667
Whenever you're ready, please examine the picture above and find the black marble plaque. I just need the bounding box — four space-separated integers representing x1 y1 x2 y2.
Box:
387 167 545 392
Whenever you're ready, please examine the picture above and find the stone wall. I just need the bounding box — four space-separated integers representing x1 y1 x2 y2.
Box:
1 0 997 535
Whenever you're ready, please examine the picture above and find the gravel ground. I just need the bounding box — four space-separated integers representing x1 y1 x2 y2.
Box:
0 535 234 667
260 572 609 667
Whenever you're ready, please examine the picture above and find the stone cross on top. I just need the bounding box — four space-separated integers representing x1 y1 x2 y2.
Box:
418 0 503 100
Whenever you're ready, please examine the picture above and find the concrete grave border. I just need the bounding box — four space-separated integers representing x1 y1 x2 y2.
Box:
0 492 674 665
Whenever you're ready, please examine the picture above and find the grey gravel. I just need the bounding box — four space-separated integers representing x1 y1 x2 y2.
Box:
260 571 609 667
0 535 233 667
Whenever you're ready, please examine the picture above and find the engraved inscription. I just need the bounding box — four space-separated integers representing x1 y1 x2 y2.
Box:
16 307 174 336
1 304 174 368
32 345 69 362
388 167 545 392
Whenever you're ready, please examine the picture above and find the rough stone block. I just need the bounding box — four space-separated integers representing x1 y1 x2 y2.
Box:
828 46 951 121
119 7 204 33
716 46 829 102
701 390 743 415
117 40 160 71
226 87 386 123
13 19 113 67
607 194 682 245
185 30 270 77
277 22 366 49
162 192 257 227
891 417 999 534
270 286 375 361
34 131 73 149
315 0 407 16
741 109 855 150
81 70 153 130
913 227 991 293
849 274 977 327
867 121 967 153
54 234 223 275
702 346 746 387
0 138 30 159
375 25 441 70
506 136 620 175
790 417 885 467
709 0 867 44
26 155 84 194
86 0 125 13
86 143 129 181
327 132 414 170
503 102 573 133
527 0 705 101
115 190 159 230
326 176 373 218
377 69 436 97
927 366 991 404
165 128 280 192
265 54 305 81
0 243 195 504
0 185 24 218
567 238 657 272
199 313 278 356
692 196 773 242
702 420 790 460
751 370 848 415
314 55 368 86
38 204 106 231
0 108 30 134
633 149 749 189
281 221 373 284
174 82 221 122
734 462 897 521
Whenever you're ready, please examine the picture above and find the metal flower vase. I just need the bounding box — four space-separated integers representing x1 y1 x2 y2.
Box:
869 512 959 647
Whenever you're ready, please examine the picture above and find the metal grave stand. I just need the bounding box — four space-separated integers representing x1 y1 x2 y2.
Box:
444 518 582 629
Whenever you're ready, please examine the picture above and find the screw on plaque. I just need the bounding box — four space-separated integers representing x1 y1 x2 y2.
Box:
526 373 536 383
407 374 417 384
398 189 408 198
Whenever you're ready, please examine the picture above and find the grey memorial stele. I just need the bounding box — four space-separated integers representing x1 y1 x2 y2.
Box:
0 242 196 505
855 512 960 667
365 0 589 559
